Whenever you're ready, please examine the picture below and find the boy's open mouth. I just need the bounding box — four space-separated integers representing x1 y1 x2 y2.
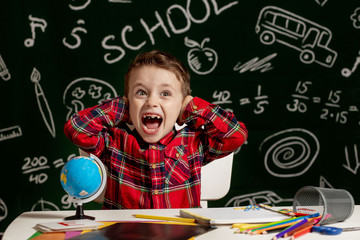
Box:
142 114 163 133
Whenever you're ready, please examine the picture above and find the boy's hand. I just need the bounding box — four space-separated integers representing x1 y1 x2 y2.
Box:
177 95 193 125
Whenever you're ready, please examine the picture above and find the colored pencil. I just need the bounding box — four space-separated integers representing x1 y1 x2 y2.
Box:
272 218 309 240
249 221 301 234
132 214 196 223
284 217 320 237
290 225 313 239
256 204 295 216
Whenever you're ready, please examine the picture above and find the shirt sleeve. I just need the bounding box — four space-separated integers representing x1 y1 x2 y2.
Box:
182 97 248 162
63 96 129 156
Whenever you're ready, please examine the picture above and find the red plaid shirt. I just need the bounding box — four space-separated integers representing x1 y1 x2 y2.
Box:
64 96 247 209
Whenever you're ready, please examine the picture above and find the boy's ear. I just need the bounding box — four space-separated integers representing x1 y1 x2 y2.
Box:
123 96 129 106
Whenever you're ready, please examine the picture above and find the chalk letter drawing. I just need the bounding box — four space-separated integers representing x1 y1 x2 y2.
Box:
233 53 277 73
225 190 293 207
30 68 56 138
24 15 47 47
69 0 91 11
351 8 360 29
255 6 337 68
343 144 360 175
0 54 11 81
341 50 360 77
63 20 87 49
0 198 8 222
63 77 118 120
259 128 319 178
185 36 218 75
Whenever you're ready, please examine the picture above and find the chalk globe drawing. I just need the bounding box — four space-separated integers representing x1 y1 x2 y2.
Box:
259 128 320 178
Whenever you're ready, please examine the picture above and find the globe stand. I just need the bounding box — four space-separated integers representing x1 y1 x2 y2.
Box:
64 202 95 220
61 154 107 221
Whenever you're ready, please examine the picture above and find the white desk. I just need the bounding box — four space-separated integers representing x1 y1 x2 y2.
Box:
3 206 360 240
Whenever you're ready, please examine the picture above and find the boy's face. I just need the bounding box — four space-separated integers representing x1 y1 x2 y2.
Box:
127 65 184 143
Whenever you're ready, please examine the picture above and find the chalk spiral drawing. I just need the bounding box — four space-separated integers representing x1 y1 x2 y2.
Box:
185 36 218 75
255 6 337 68
0 54 11 81
343 144 360 175
225 190 293 207
0 198 7 222
24 15 47 48
63 77 118 120
30 68 56 138
260 128 320 178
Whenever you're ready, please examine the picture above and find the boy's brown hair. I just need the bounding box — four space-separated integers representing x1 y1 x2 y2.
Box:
124 50 191 98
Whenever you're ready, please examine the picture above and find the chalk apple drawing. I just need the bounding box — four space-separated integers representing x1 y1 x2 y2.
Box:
185 36 218 75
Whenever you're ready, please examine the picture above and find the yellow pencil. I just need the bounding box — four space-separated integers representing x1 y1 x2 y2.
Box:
132 214 196 223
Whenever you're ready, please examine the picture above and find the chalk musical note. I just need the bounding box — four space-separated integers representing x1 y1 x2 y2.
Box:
30 68 56 138
341 50 360 77
0 54 11 81
24 15 47 47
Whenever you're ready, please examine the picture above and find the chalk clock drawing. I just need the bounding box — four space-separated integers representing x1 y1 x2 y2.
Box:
184 36 218 75
0 198 7 222
63 77 118 120
255 6 337 68
259 128 320 178
30 68 56 138
225 190 293 207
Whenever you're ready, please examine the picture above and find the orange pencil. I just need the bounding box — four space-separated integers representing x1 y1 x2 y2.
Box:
284 217 319 237
290 225 313 239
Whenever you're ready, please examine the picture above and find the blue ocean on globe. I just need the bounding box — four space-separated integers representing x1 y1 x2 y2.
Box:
60 156 102 199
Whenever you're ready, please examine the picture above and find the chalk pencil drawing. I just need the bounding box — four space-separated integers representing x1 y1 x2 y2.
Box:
255 6 337 68
30 68 56 138
260 128 319 178
343 144 360 175
341 50 360 78
63 77 118 120
225 190 293 207
233 53 277 73
0 54 11 81
63 19 87 49
0 198 7 222
24 15 47 47
351 7 360 29
185 36 218 75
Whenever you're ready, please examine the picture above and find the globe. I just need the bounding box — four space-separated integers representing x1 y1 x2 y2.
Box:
60 154 106 220
60 156 102 199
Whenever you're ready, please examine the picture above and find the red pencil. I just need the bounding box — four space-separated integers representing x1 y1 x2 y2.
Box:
290 225 313 239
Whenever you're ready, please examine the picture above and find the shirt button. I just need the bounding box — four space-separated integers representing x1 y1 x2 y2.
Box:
151 145 157 150
154 190 159 195
151 164 156 169
175 153 180 158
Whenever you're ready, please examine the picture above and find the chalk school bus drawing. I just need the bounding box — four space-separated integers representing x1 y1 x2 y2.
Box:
255 6 337 68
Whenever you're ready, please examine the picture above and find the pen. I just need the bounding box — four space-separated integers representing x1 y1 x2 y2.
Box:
132 214 196 223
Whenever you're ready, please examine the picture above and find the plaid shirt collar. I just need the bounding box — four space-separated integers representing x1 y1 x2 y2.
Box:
131 127 177 148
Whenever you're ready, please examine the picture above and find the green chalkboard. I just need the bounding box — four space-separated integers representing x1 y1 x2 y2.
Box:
1 0 360 234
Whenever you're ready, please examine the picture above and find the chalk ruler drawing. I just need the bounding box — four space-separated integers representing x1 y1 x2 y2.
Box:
0 125 22 142
24 15 47 47
255 6 337 68
351 7 360 29
225 190 293 207
343 144 360 175
0 54 11 81
63 77 118 120
233 53 277 73
260 128 320 178
30 68 56 138
185 36 218 75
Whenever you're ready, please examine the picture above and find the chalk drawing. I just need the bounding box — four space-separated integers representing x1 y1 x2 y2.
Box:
24 15 47 47
109 0 132 2
185 36 218 75
61 194 77 209
63 19 87 49
0 125 22 142
63 77 118 120
31 198 59 211
0 198 7 222
233 53 277 73
225 190 293 207
30 68 56 138
260 128 320 178
343 144 360 175
319 176 334 188
315 0 328 7
351 7 360 29
69 0 91 11
255 6 337 68
0 54 11 81
341 50 360 77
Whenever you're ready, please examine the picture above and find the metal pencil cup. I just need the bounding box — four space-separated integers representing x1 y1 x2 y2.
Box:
293 186 354 224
